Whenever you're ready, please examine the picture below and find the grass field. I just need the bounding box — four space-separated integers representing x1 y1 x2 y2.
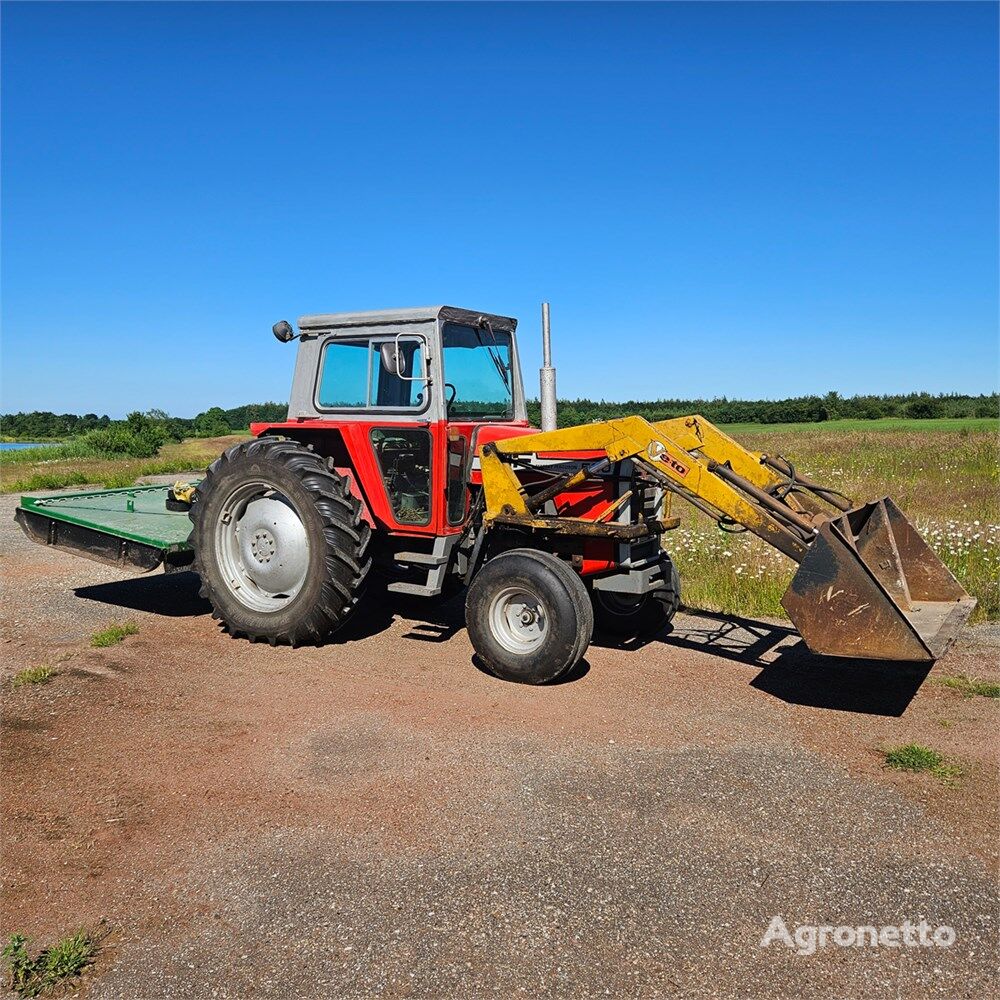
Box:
3 420 997 623
0 435 247 493
717 416 998 435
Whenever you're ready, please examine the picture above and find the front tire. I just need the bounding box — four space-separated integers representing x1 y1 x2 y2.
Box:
190 438 371 645
465 549 593 684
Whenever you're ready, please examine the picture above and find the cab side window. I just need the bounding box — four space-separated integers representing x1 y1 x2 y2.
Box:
316 337 427 410
317 340 370 408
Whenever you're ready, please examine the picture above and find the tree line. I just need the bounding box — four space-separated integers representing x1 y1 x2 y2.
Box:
1 403 289 441
2 392 996 442
527 391 998 428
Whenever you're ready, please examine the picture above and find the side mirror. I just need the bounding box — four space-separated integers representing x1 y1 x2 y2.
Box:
272 320 296 343
379 342 407 377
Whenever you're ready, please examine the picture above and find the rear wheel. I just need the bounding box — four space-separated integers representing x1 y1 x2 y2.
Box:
592 559 680 637
190 438 371 645
465 548 593 684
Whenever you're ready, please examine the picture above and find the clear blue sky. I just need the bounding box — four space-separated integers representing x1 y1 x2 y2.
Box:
2 1 997 417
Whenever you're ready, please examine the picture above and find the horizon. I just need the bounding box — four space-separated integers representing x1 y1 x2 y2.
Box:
2 2 998 414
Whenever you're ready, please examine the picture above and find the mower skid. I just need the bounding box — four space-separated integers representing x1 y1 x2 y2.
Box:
781 498 976 662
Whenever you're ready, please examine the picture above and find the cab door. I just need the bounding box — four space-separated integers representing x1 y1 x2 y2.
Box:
314 330 439 533
363 334 436 530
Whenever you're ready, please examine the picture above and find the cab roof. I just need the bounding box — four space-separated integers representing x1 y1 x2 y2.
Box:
296 305 517 333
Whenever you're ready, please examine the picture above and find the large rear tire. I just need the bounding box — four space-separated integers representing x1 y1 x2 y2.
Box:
465 548 593 684
591 558 680 637
190 438 371 645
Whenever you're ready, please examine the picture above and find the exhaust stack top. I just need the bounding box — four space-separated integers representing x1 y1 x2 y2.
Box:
540 302 557 432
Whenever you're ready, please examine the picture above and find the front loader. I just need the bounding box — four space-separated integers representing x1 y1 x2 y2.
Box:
15 304 975 684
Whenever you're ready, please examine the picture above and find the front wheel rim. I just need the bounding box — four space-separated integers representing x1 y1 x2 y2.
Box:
488 586 549 654
214 480 310 612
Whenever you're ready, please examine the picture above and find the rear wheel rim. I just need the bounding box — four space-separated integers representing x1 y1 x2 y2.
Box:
214 480 310 612
488 586 549 654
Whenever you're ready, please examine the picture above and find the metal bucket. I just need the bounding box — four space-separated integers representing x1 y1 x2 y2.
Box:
781 498 976 661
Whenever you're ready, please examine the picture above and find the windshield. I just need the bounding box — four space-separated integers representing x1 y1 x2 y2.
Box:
441 322 514 419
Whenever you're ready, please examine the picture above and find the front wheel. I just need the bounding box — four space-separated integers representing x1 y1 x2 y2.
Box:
465 549 593 684
591 559 680 637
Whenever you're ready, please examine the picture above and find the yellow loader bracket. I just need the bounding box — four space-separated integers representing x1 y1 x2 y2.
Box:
480 415 975 663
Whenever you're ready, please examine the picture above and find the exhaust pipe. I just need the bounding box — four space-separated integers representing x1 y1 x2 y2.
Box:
540 301 557 431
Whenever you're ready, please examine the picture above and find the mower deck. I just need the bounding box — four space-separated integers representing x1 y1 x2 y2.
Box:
15 485 196 573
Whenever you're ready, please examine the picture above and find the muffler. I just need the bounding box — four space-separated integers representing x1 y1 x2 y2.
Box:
781 498 976 661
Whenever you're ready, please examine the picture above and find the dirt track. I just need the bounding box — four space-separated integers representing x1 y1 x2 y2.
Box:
1 492 997 999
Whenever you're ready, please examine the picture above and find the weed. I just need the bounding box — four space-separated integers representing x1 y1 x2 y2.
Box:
935 674 1000 698
883 744 962 784
11 665 53 688
884 743 944 771
2 930 97 998
930 762 963 786
90 622 139 647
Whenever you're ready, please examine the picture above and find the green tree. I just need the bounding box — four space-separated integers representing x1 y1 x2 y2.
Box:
195 406 231 437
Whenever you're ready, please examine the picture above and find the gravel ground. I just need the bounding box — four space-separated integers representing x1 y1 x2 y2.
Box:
1 492 997 999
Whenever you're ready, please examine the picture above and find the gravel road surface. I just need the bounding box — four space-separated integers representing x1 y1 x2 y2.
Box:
1 492 997 998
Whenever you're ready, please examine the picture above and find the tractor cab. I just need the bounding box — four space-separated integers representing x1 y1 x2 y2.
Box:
254 307 534 541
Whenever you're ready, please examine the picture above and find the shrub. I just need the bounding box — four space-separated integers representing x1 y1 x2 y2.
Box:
81 424 164 458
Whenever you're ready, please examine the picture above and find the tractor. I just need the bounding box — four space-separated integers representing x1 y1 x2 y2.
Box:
16 305 975 683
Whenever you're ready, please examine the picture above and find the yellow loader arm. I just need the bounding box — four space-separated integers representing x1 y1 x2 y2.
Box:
479 415 975 662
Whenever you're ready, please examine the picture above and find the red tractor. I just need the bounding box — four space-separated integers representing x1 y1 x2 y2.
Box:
188 305 676 684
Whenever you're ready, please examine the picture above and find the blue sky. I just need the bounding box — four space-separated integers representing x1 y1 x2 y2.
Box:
2 1 997 417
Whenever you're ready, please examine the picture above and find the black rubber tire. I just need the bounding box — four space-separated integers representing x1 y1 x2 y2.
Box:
189 438 371 646
465 548 593 685
592 558 681 637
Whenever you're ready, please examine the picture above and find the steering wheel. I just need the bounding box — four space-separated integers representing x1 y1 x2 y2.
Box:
444 382 457 415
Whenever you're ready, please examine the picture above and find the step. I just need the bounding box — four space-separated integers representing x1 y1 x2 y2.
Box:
386 580 442 597
391 551 449 566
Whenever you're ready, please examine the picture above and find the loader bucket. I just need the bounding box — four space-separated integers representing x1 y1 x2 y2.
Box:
781 498 976 662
